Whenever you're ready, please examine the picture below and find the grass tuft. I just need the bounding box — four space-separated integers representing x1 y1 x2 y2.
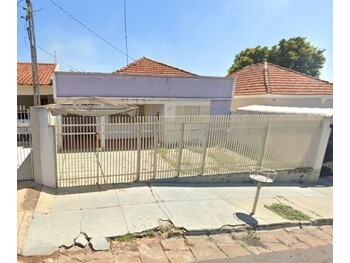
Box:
116 233 135 242
264 203 311 221
247 230 260 240
146 229 155 237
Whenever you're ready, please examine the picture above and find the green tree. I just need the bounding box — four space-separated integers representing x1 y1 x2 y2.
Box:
228 46 269 75
227 37 326 78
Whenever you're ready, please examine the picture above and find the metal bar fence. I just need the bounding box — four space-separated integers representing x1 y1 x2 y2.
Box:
54 114 323 187
17 105 34 180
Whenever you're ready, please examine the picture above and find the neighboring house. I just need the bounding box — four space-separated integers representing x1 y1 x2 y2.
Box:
53 57 235 117
17 62 58 107
227 62 333 111
115 56 197 76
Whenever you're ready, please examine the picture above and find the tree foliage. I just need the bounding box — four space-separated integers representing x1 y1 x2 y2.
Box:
228 46 269 74
227 37 326 78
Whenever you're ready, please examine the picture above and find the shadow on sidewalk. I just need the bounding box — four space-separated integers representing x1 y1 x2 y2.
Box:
234 212 258 226
17 174 333 196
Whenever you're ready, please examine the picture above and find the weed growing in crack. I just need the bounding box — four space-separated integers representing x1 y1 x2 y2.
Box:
116 233 135 242
240 242 248 250
146 229 155 238
160 224 178 233
247 230 260 240
264 203 311 221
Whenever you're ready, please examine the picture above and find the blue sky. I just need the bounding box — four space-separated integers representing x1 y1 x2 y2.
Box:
17 0 333 80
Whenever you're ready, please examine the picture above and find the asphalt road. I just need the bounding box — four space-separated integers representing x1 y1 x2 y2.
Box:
199 245 333 263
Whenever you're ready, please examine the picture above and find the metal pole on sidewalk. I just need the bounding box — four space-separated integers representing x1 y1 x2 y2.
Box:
251 181 263 215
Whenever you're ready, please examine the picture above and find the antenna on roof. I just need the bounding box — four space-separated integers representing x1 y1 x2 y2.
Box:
123 0 129 65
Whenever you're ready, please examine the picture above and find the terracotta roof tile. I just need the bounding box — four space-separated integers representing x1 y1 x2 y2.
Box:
115 57 197 76
228 62 333 96
17 62 57 85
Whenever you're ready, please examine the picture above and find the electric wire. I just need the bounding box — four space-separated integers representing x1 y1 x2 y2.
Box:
35 44 80 72
18 5 80 72
48 0 135 62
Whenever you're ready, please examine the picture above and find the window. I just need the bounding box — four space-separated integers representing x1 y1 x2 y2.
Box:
109 104 145 123
175 106 209 116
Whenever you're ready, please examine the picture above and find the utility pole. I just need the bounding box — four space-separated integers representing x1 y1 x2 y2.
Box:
26 0 40 106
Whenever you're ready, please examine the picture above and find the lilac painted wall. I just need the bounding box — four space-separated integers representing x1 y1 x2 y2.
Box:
210 100 232 115
54 72 234 99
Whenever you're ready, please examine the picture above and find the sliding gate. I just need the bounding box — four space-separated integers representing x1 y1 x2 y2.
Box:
55 115 323 188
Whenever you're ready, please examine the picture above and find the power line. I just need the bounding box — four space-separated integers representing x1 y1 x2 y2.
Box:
48 0 135 62
19 4 78 72
35 44 80 72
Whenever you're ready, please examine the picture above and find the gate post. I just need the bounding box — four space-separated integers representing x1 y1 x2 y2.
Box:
136 119 142 181
30 106 57 188
309 117 332 181
257 120 269 167
176 122 185 177
200 121 210 175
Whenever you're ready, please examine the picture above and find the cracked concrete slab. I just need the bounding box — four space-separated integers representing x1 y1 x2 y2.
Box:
22 240 58 256
90 236 110 251
81 206 128 237
19 179 333 257
22 210 81 256
163 200 223 230
75 233 89 248
121 203 169 233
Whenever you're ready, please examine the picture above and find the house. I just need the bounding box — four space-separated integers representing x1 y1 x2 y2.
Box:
53 57 235 117
115 56 197 76
17 62 58 107
227 62 333 112
52 57 235 149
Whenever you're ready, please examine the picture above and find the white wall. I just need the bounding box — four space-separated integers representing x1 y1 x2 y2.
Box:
164 100 211 115
30 107 57 188
232 96 333 111
55 97 212 117
144 104 164 116
17 84 53 96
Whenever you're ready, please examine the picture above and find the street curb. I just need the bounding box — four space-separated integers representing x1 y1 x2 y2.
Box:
110 218 333 240
177 218 333 237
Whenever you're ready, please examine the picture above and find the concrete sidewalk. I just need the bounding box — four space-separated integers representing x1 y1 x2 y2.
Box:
18 176 333 257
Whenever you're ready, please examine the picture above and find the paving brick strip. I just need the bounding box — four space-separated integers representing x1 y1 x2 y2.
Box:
17 223 333 263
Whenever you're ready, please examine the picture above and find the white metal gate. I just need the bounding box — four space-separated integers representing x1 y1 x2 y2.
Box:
54 114 322 187
17 106 34 180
